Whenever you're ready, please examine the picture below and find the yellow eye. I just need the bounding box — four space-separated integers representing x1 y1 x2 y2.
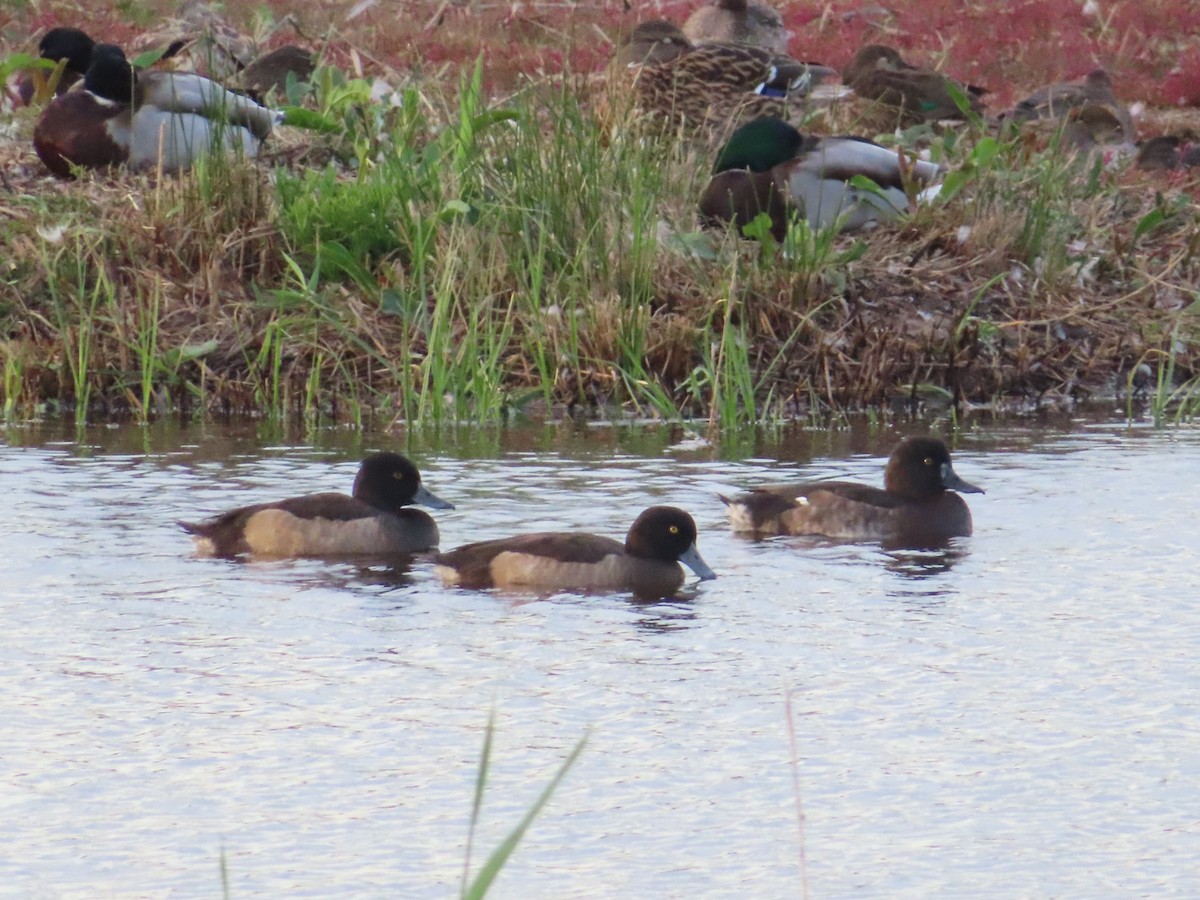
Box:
669 525 679 534
924 457 934 466
394 471 404 479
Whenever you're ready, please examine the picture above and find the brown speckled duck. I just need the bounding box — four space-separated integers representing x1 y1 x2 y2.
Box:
844 44 986 123
1003 68 1132 137
682 0 790 55
603 19 834 131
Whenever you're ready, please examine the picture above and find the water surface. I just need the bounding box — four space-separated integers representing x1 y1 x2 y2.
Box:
1 417 1198 897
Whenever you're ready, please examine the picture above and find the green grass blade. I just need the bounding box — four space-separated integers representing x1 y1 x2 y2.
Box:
463 728 589 900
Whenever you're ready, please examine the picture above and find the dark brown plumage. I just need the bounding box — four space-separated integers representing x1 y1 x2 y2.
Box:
722 437 983 545
434 506 716 596
179 452 454 559
1136 134 1200 172
843 44 986 124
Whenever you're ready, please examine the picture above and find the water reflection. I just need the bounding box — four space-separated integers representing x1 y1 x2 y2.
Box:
4 416 1200 897
882 544 970 580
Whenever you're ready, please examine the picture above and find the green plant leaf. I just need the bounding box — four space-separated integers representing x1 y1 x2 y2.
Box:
280 107 344 133
463 726 589 900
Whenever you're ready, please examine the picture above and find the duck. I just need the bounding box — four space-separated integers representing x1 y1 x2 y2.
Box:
843 44 986 123
601 20 834 132
682 0 790 55
134 0 257 82
234 44 315 99
178 452 455 559
699 116 943 239
721 437 983 544
33 43 281 177
1002 68 1131 134
16 26 96 106
433 506 717 597
1136 134 1200 172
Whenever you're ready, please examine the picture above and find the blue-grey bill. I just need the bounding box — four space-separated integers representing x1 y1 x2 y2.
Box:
414 484 456 509
680 543 717 580
941 463 984 494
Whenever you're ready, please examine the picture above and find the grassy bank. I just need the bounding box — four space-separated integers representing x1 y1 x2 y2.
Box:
2 3 1199 425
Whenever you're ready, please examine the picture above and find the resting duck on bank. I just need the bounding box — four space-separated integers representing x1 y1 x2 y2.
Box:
722 437 983 544
699 116 943 239
682 0 790 55
843 44 986 124
1002 69 1131 133
601 19 834 131
34 42 281 177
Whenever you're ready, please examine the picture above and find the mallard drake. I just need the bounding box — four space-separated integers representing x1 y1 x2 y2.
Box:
434 506 716 597
721 437 983 544
1003 68 1132 136
699 116 942 238
179 452 455 559
603 20 833 131
34 43 281 177
16 26 96 106
682 0 790 55
843 44 986 123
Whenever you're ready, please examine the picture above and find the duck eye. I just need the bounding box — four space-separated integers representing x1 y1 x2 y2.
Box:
668 525 679 534
923 457 934 466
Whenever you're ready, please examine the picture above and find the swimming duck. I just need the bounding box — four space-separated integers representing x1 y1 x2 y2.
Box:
16 26 96 106
843 44 986 123
721 437 983 543
433 506 717 597
602 20 833 131
1003 69 1131 134
33 43 280 177
699 116 943 239
682 0 790 55
178 452 455 559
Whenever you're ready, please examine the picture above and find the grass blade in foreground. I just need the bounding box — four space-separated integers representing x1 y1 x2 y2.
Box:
462 714 589 900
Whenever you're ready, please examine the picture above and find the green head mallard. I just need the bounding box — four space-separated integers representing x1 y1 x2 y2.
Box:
699 116 943 239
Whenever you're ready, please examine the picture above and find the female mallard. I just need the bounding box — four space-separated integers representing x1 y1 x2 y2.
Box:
434 506 716 597
682 0 790 55
1002 68 1132 140
699 116 942 238
603 20 833 131
34 42 280 177
722 437 983 544
843 44 986 123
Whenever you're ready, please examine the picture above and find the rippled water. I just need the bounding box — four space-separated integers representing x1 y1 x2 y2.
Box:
2 416 1199 897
